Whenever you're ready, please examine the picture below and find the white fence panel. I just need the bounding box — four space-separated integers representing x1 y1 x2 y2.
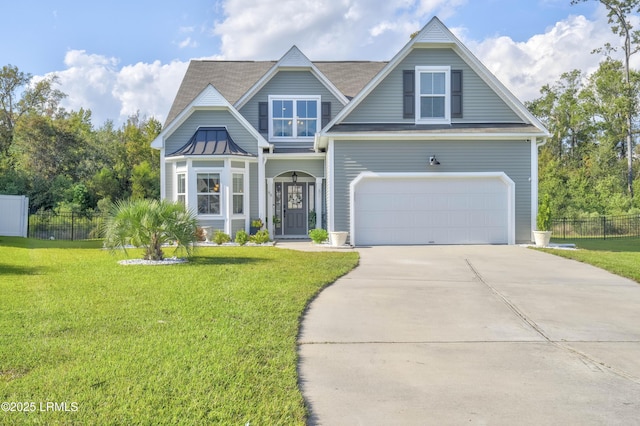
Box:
0 195 29 237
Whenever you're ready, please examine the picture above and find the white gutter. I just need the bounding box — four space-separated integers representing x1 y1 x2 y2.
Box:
531 137 548 239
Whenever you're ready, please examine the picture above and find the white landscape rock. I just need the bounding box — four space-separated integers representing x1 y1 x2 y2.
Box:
118 257 187 266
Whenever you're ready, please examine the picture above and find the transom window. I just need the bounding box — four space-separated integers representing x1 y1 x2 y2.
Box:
416 66 450 124
197 173 220 215
269 96 320 140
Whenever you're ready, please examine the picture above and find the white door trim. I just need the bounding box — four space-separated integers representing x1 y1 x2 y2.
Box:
349 171 516 246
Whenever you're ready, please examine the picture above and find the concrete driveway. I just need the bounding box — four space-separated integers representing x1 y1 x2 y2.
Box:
297 245 640 425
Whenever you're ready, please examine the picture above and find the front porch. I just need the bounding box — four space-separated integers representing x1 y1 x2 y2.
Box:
262 154 325 239
266 171 324 239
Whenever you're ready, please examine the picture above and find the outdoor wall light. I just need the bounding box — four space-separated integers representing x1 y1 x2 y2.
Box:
429 156 441 166
291 171 298 183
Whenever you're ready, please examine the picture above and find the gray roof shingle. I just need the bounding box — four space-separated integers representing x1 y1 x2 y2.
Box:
164 59 387 127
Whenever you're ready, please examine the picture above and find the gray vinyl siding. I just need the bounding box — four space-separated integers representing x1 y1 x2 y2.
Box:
231 219 246 237
239 70 344 148
165 110 259 155
165 163 174 201
265 158 325 178
346 49 521 123
198 219 225 229
332 140 532 243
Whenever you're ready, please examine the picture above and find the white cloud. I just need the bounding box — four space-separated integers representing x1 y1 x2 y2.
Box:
113 59 189 122
43 1 637 130
50 50 187 127
463 8 639 102
211 0 460 60
177 37 197 49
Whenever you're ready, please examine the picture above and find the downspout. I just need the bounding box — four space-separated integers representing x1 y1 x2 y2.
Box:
532 137 547 240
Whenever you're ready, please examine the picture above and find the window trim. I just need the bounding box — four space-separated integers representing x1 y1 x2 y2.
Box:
232 172 245 216
196 172 221 216
415 66 451 125
268 95 321 142
176 173 186 205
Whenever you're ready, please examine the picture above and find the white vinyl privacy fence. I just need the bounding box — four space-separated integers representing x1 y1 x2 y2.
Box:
0 195 29 237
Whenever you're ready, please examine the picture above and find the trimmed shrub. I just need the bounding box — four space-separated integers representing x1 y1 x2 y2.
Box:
250 229 270 244
309 228 328 244
235 230 249 246
213 230 231 245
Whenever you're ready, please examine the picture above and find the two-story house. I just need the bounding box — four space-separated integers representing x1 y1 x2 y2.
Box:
151 17 549 245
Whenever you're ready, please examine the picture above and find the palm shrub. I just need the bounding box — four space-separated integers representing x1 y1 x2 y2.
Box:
102 199 198 260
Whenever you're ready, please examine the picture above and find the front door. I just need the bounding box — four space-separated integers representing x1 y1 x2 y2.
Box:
283 182 306 235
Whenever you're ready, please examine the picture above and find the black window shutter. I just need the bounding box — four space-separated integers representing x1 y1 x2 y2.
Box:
321 102 331 127
451 70 462 118
403 70 415 119
258 102 268 132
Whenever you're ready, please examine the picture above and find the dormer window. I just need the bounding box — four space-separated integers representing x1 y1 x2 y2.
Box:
268 95 320 141
416 66 450 124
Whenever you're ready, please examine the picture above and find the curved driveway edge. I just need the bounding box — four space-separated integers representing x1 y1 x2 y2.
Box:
298 245 640 425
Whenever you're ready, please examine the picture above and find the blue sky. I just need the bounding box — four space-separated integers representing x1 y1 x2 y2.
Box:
0 1 621 126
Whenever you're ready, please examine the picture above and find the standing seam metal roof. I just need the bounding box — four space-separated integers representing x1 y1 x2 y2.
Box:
167 127 253 157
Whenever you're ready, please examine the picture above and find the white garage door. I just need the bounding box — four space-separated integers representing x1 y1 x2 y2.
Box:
353 174 511 245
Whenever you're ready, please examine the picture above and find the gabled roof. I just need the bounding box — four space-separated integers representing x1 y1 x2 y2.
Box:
322 16 549 137
234 46 351 109
151 84 270 150
164 55 386 128
165 61 275 127
167 127 253 157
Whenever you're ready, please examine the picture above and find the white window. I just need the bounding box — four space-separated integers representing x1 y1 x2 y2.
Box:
232 173 244 214
197 173 220 215
177 173 186 205
416 66 450 124
269 96 320 140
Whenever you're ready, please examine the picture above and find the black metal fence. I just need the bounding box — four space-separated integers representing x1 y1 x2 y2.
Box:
28 211 107 240
552 214 640 239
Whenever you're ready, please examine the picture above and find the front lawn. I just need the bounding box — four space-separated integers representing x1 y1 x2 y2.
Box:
541 238 640 283
0 237 359 425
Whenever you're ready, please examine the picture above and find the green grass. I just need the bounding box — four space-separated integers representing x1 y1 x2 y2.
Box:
541 238 640 283
0 237 359 425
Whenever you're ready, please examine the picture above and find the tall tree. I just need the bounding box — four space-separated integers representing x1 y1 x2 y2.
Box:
526 70 592 161
0 65 66 168
0 65 30 158
572 0 640 197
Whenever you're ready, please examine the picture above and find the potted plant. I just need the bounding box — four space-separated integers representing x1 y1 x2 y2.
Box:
250 218 263 235
329 230 348 247
533 194 552 247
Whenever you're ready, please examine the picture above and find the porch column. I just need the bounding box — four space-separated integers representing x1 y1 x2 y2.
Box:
224 160 232 235
266 178 274 236
258 151 266 223
159 149 166 199
315 177 323 229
